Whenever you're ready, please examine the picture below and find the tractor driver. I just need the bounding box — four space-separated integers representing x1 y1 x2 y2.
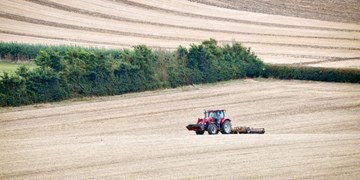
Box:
215 111 221 125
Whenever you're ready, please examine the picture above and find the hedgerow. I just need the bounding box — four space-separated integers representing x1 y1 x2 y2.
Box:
1 39 358 107
266 64 360 83
0 42 122 61
0 39 265 106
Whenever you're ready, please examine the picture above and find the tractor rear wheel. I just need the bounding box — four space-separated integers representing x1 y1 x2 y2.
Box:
207 123 218 135
221 120 232 134
196 131 204 135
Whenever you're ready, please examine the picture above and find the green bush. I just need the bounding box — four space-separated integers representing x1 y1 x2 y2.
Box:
0 73 29 106
166 46 191 87
24 68 68 103
186 39 265 83
114 62 143 93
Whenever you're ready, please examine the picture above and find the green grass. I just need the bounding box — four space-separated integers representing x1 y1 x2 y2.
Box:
0 60 37 76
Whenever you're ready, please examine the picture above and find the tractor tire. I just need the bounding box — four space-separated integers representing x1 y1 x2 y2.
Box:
246 127 251 134
207 123 218 135
221 120 232 134
196 131 205 135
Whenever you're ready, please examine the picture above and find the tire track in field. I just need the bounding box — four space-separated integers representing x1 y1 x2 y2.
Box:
0 30 172 49
2 12 358 51
114 0 360 32
24 0 360 41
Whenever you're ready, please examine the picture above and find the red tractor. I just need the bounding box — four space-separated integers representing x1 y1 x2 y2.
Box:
186 110 232 135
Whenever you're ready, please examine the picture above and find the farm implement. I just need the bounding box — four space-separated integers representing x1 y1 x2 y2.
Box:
186 110 265 135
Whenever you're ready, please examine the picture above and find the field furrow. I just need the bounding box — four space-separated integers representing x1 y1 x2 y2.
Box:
1 0 359 68
0 79 359 179
0 1 360 179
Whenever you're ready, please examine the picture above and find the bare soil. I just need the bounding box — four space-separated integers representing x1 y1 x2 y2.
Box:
0 0 359 68
1 79 359 179
191 0 360 24
0 2 359 178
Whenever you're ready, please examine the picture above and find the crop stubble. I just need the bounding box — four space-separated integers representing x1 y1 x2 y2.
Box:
0 79 359 179
0 0 359 68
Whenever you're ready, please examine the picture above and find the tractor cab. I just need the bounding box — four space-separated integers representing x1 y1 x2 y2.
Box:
206 110 225 123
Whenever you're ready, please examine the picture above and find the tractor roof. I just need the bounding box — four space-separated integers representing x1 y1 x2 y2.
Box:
206 109 225 112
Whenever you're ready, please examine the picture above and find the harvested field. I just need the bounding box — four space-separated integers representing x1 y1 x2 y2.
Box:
1 1 360 179
0 0 360 68
1 79 360 179
191 0 360 24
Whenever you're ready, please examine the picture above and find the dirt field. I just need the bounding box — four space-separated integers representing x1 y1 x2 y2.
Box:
191 0 360 24
1 79 359 179
0 0 359 68
1 1 360 179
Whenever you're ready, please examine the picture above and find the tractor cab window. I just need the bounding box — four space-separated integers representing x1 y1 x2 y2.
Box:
208 112 216 118
218 111 224 119
208 111 224 119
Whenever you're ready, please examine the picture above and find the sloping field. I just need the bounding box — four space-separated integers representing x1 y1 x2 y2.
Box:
1 1 360 179
191 0 360 24
0 0 360 68
1 79 360 179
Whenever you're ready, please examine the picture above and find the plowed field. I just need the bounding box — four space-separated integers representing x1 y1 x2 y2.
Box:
1 79 360 179
1 1 360 179
0 0 360 68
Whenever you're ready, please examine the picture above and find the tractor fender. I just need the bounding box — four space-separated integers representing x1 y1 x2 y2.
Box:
220 118 231 124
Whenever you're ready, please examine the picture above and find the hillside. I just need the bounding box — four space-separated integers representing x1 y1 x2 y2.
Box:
1 79 360 179
1 1 360 179
191 0 360 24
0 0 359 68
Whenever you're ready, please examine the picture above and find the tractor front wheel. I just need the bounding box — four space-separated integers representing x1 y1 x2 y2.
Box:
221 120 232 134
207 123 218 135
